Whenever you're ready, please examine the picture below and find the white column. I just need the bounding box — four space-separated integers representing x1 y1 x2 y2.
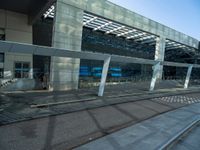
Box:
149 37 166 91
98 56 111 96
184 65 193 89
154 37 166 80
150 62 161 91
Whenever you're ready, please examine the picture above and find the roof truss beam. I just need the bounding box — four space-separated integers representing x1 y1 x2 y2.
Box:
93 21 112 31
83 16 98 25
106 26 125 34
117 29 137 37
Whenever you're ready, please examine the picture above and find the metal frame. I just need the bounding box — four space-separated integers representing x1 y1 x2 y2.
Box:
184 65 193 89
43 5 197 52
165 39 196 52
150 62 161 91
43 6 157 46
0 40 200 96
98 56 111 96
83 13 157 45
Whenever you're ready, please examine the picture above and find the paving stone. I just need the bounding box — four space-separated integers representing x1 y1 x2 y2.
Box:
1 83 200 126
1 83 200 149
123 131 171 150
76 104 199 150
135 100 172 113
108 124 153 148
164 109 195 121
180 103 200 114
0 110 99 150
116 102 158 120
88 106 132 129
153 99 187 108
141 114 180 132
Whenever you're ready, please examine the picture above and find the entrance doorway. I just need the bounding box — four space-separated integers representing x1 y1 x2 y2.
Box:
33 55 50 90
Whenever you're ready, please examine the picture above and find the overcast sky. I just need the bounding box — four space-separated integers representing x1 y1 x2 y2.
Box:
108 0 200 40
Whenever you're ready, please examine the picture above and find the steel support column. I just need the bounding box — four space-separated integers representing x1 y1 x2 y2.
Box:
150 37 166 91
154 37 166 80
98 56 111 96
184 65 193 89
150 62 161 91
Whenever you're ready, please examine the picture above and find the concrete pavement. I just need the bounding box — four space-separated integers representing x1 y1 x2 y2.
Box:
0 81 200 149
0 93 200 149
76 103 200 150
1 81 199 126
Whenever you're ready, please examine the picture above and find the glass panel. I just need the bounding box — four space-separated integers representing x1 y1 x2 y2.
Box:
15 62 22 69
22 63 30 78
0 53 4 63
14 62 30 78
15 62 22 78
23 63 29 69
15 70 21 78
0 35 5 40
23 63 29 78
22 72 29 78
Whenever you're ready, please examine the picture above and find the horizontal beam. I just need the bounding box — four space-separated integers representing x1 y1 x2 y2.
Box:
162 61 200 68
111 55 157 65
0 40 200 68
0 40 109 61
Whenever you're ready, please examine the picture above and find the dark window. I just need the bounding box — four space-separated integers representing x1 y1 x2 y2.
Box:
14 62 30 78
0 68 3 78
0 53 4 63
0 34 5 40
0 29 5 41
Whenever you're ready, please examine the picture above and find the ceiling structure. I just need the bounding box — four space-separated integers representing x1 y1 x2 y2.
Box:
0 0 54 24
0 0 34 14
0 0 198 53
0 0 52 14
0 0 198 63
44 5 197 54
82 13 157 43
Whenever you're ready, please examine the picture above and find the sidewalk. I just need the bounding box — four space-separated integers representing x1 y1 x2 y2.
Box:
0 81 200 149
1 81 199 126
76 103 200 150
0 93 200 150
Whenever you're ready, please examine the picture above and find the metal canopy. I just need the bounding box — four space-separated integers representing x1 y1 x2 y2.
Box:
43 5 198 53
165 39 196 52
44 5 157 46
165 39 197 63
82 13 157 43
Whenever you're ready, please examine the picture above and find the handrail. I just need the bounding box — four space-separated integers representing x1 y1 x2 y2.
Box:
158 117 200 150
